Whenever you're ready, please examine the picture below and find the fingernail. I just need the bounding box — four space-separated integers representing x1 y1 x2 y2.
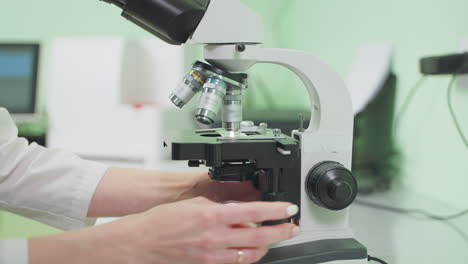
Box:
292 226 300 237
244 222 258 228
287 204 299 216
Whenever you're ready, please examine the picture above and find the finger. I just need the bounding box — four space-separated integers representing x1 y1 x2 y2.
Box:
225 223 299 248
214 247 269 264
225 204 258 228
190 196 215 204
231 222 258 228
220 182 260 202
219 202 299 225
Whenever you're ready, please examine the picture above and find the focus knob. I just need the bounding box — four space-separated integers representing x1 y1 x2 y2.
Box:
306 161 357 210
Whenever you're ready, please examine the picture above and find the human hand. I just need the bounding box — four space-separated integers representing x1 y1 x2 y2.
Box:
31 197 299 264
108 197 299 264
87 170 259 218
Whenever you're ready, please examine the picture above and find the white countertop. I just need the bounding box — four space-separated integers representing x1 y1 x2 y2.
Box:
351 189 468 263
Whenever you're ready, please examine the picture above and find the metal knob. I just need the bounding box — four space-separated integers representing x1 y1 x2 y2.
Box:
273 129 282 137
241 121 255 128
259 123 268 134
298 113 305 132
306 161 357 210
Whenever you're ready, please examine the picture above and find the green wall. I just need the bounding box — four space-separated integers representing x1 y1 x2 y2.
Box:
244 0 468 210
0 0 467 238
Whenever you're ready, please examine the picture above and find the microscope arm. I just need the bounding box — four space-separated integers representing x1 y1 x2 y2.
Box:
204 45 354 141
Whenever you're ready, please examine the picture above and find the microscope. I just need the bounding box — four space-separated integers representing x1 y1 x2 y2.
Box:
101 0 367 263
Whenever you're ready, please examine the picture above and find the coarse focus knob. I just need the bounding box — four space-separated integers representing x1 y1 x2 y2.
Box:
306 161 357 210
188 160 201 167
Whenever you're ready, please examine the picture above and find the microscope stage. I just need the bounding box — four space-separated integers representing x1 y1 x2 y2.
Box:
171 128 300 168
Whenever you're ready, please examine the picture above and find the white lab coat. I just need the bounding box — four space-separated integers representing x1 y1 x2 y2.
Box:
0 107 108 263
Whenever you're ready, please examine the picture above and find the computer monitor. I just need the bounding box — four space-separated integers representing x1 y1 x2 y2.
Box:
0 43 40 122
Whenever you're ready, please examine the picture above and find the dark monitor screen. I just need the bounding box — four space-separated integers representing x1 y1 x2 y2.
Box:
0 44 39 114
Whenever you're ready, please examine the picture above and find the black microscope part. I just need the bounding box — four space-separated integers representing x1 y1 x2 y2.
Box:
306 161 358 210
420 53 468 75
101 0 126 8
171 131 302 225
192 61 248 84
209 163 257 182
104 0 211 45
188 160 202 167
236 44 246 52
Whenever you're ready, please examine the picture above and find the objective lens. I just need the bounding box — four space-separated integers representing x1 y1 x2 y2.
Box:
223 88 243 131
171 61 248 128
195 77 228 125
169 63 208 108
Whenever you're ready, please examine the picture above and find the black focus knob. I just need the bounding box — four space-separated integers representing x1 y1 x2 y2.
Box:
306 161 357 210
188 160 201 167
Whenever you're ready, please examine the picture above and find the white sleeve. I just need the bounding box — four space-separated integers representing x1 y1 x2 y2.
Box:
0 107 108 230
0 239 28 264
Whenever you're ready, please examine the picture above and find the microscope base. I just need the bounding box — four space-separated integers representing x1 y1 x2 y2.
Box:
257 238 367 264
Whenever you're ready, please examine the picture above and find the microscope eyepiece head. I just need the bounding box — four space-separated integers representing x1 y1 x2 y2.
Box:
120 0 211 45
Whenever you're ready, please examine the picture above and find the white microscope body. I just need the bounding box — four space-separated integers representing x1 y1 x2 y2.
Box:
101 0 368 262
191 1 367 263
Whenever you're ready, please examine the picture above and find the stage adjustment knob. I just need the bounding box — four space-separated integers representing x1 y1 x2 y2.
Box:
306 161 357 210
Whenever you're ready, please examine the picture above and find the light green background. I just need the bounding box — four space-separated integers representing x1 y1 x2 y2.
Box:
0 0 467 238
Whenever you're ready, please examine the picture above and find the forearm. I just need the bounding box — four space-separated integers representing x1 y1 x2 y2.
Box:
29 229 102 264
29 217 135 264
87 168 208 217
